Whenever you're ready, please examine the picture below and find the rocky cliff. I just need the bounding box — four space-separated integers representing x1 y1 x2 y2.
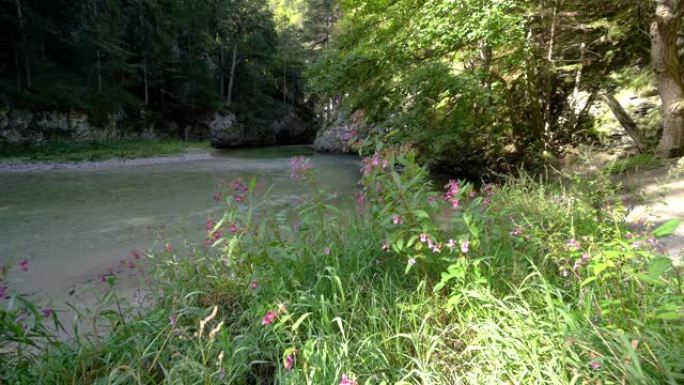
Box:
313 110 370 154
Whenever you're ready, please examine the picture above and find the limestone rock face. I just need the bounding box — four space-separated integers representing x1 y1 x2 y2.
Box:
313 110 369 154
210 108 316 148
0 108 143 143
209 112 246 147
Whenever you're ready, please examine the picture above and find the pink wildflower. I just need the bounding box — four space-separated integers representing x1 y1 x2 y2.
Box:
205 219 216 231
42 308 53 318
19 260 29 272
324 247 331 256
446 239 456 250
590 361 601 371
460 240 469 254
510 227 523 237
284 353 296 370
392 215 404 225
420 233 429 243
169 313 178 326
430 242 442 253
228 223 238 234
340 374 358 385
469 191 477 198
444 180 460 208
566 238 580 250
250 280 258 290
164 243 173 253
131 249 143 259
290 156 313 181
262 311 277 326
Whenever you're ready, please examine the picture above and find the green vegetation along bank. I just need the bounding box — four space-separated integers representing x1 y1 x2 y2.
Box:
2 149 682 384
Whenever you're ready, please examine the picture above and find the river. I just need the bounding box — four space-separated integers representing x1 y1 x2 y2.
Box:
0 146 360 312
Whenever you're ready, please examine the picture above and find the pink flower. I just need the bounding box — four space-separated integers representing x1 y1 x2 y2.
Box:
566 238 580 250
205 219 216 231
420 233 429 243
444 180 461 207
324 247 331 256
392 215 403 225
42 308 53 318
290 156 313 181
98 274 108 284
429 242 442 253
510 227 523 237
590 361 601 371
169 313 178 326
19 260 29 272
164 243 173 253
228 224 238 234
262 311 277 326
446 239 456 250
131 249 143 259
469 191 477 198
460 240 469 254
284 353 295 370
250 280 258 290
340 374 358 385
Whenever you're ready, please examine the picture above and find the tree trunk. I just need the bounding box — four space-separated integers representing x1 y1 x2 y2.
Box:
93 0 102 94
13 44 22 91
600 93 645 153
219 47 225 100
15 0 31 90
143 55 149 106
652 0 684 157
227 40 238 107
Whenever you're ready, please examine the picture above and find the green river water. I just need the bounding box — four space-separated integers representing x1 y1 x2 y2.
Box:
0 146 360 310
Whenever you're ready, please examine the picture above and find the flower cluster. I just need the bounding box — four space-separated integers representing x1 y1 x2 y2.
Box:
340 374 358 385
444 180 460 208
361 152 389 176
290 156 313 181
230 178 249 203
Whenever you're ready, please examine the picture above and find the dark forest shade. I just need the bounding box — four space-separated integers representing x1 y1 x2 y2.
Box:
0 0 315 133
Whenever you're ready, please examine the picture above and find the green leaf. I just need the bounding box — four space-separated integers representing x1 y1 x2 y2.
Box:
291 313 312 332
647 257 672 278
652 219 681 238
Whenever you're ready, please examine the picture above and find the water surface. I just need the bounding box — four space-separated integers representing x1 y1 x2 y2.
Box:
0 146 359 307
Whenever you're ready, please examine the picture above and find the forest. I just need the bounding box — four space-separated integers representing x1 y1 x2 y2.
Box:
1 1 684 385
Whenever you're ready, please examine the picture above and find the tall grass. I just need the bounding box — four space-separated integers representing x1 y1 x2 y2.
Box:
1 148 682 384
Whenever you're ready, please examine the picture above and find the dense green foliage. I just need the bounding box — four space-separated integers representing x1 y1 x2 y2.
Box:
0 0 326 129
308 0 655 175
2 149 682 384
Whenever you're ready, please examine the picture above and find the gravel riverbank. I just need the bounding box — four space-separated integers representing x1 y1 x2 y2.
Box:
0 151 213 172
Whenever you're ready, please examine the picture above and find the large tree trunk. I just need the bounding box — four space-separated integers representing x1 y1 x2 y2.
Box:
227 40 238 107
600 93 645 153
652 0 684 157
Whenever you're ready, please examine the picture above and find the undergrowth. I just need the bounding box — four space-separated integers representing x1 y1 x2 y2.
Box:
1 148 683 384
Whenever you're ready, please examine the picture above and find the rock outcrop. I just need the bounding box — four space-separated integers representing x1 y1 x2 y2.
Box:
313 110 370 154
0 108 157 144
209 107 316 148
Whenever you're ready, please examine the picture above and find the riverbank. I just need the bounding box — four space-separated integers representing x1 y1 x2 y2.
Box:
2 148 681 384
0 138 211 162
0 139 213 172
